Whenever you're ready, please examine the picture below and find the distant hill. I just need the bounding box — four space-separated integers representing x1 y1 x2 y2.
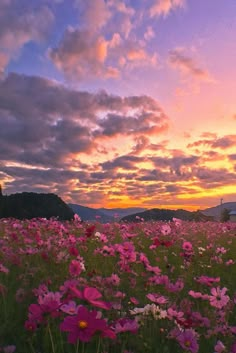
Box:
68 204 114 223
201 202 236 220
68 204 146 222
0 192 74 220
98 207 147 218
120 208 213 223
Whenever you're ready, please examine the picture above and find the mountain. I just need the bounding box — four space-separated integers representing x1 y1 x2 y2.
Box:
120 208 213 223
98 207 146 218
68 204 113 223
68 204 146 222
0 192 74 220
201 202 236 220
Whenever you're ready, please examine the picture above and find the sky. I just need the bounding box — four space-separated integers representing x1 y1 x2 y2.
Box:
0 0 236 211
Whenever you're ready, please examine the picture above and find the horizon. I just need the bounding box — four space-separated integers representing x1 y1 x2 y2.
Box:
2 187 236 212
0 0 236 210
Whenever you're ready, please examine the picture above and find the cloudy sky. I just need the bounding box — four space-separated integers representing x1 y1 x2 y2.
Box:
0 0 236 210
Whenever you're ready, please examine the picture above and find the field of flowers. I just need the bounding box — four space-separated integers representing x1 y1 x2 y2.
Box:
1 216 236 353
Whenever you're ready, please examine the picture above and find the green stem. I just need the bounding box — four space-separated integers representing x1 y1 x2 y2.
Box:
96 337 101 353
48 324 56 353
75 340 80 353
28 340 37 353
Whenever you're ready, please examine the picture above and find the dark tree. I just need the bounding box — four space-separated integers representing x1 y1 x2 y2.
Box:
220 208 230 222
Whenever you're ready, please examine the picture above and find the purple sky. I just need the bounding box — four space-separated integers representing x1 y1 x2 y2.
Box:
0 0 236 210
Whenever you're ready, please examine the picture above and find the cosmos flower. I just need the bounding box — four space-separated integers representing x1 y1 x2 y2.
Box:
176 329 199 353
209 287 230 309
60 306 115 343
70 286 111 310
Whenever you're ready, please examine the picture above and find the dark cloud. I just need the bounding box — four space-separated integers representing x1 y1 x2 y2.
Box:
100 155 145 170
228 154 236 161
187 135 236 150
0 73 169 169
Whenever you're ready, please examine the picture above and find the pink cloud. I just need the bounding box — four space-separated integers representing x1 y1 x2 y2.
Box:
169 49 214 82
75 0 111 30
150 0 186 18
49 28 119 80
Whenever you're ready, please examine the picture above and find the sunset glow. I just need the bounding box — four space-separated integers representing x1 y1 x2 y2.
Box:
0 0 236 210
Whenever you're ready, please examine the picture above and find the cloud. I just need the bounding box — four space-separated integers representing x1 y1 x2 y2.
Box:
49 26 157 81
144 26 155 41
49 27 119 80
96 109 169 137
228 154 236 161
75 0 111 30
0 0 54 73
169 49 214 82
187 135 236 150
108 36 158 70
150 0 186 18
0 72 169 169
212 136 236 149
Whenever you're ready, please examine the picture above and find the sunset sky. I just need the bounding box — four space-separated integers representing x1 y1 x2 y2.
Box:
0 0 236 210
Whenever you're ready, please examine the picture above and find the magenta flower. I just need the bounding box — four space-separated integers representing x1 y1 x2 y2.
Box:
182 241 193 252
70 286 111 310
69 260 83 277
176 329 199 353
209 287 230 309
60 306 114 343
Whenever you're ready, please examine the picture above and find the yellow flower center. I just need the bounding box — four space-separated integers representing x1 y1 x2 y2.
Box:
78 320 88 329
185 340 191 347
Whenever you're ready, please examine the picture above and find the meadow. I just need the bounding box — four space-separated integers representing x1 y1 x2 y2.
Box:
1 216 236 353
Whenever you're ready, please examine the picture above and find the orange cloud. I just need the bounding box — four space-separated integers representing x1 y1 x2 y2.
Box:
49 28 119 80
150 0 186 18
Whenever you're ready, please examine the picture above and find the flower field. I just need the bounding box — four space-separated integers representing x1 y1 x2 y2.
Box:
1 216 236 353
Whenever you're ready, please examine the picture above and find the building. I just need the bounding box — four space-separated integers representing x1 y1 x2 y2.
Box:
229 211 236 222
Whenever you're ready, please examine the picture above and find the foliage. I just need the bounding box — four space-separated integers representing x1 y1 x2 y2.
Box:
0 192 74 220
220 208 230 222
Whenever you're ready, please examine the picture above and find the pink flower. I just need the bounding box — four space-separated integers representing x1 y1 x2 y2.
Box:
214 340 226 353
161 224 171 235
189 290 204 299
38 291 61 316
173 218 182 226
146 293 168 304
130 297 139 305
195 276 220 287
182 241 193 252
0 263 9 274
70 286 111 310
60 306 115 343
209 287 230 309
73 214 81 222
60 301 79 315
113 318 139 334
176 329 199 353
2 346 16 353
69 260 83 277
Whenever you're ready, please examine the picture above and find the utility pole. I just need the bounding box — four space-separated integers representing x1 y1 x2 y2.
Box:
220 198 223 221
